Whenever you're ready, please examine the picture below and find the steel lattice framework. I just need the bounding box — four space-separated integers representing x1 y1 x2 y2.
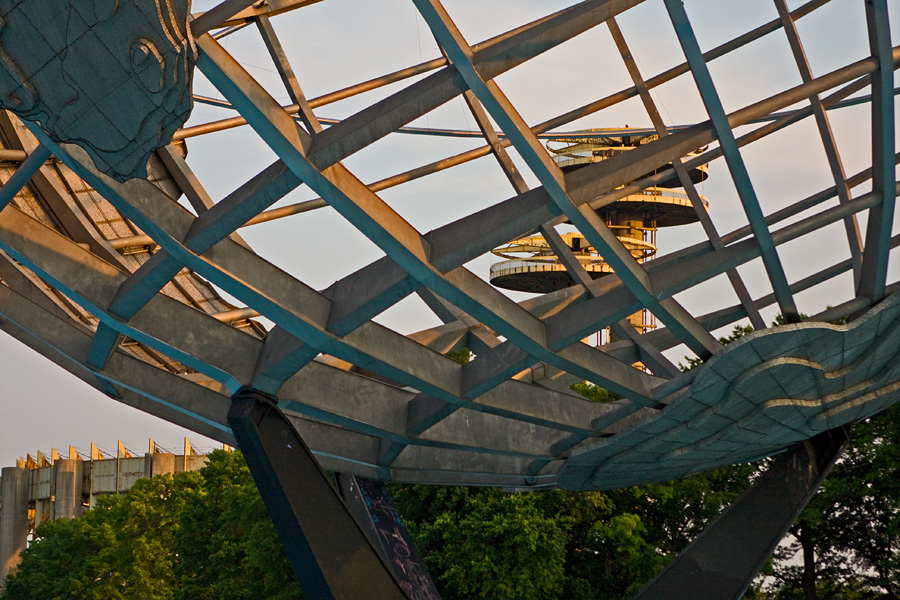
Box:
0 0 896 491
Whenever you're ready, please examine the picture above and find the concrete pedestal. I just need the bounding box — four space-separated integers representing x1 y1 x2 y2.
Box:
51 460 83 520
0 467 30 580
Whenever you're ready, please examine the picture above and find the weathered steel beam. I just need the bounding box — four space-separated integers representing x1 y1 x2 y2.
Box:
3 142 622 463
254 13 323 135
214 0 325 27
0 284 235 442
194 32 662 402
607 16 766 332
0 144 50 211
307 0 645 170
191 0 260 36
773 0 863 288
664 0 799 323
415 0 720 360
177 0 827 146
546 184 893 349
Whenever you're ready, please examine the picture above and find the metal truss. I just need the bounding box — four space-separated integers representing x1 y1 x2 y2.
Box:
0 0 896 491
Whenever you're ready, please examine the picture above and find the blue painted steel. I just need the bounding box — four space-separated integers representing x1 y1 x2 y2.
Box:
631 427 848 600
0 145 50 212
84 255 184 371
229 391 340 600
228 388 419 600
858 0 895 303
412 0 719 360
663 0 800 323
194 37 660 403
108 254 184 319
85 323 121 370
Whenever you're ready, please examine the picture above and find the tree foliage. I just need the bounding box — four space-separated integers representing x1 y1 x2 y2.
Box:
391 463 754 600
570 380 622 402
761 404 900 599
0 450 301 600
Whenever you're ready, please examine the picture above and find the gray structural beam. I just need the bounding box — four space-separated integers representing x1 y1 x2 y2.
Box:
606 16 767 332
191 0 261 36
192 32 663 402
773 0 864 287
413 0 721 361
632 427 849 600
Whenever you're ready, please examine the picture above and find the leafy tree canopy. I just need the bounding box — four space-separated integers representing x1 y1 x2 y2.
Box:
0 450 301 600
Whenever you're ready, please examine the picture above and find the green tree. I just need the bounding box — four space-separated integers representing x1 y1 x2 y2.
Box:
175 450 301 600
391 486 570 600
763 404 900 599
570 381 622 402
0 516 97 600
2 472 199 600
1 450 301 600
391 464 755 600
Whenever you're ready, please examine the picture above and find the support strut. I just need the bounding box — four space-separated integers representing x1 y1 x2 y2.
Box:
632 426 849 600
228 387 413 600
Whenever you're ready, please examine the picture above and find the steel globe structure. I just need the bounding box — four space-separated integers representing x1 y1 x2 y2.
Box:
0 0 896 595
0 0 895 489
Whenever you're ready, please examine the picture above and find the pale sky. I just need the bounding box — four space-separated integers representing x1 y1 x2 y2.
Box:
0 0 897 469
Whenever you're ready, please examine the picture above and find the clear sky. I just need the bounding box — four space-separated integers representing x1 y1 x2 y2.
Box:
0 0 897 469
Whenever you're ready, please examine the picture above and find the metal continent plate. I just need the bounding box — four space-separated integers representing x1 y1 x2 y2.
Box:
0 0 195 181
560 292 900 490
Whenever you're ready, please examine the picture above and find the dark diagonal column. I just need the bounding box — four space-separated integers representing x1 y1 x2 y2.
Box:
632 426 849 600
228 388 410 600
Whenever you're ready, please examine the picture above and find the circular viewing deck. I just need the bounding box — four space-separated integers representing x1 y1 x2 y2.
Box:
490 259 614 293
489 231 656 294
599 187 708 227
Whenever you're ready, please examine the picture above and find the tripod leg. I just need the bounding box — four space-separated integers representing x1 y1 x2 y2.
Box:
632 427 849 600
228 387 411 600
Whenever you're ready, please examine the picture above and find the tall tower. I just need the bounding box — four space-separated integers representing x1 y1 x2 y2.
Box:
489 128 709 337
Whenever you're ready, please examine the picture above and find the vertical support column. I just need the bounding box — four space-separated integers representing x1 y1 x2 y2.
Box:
228 387 410 600
51 459 83 520
0 467 30 580
150 453 176 477
631 427 849 600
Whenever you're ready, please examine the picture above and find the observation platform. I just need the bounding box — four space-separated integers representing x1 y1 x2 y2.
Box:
490 189 707 293
549 129 710 187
